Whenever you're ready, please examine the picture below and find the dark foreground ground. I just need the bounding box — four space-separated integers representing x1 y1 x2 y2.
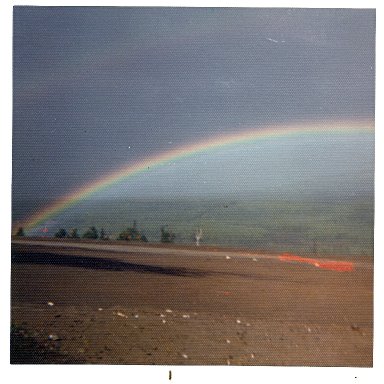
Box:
11 240 373 366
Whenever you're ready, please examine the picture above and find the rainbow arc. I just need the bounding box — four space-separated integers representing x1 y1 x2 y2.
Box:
22 120 374 231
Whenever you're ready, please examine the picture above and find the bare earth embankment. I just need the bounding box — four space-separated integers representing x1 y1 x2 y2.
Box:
11 239 373 366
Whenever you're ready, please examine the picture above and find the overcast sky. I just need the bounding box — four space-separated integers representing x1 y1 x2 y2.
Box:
12 7 375 201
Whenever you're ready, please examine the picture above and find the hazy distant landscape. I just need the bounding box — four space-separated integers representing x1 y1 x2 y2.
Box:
13 195 374 257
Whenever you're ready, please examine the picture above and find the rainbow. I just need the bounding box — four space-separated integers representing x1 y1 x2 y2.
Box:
21 120 374 231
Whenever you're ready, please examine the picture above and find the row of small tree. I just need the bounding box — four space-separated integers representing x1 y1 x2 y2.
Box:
54 226 109 240
53 223 148 242
14 224 203 245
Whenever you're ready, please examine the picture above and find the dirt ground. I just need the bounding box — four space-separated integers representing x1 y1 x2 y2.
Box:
10 240 373 366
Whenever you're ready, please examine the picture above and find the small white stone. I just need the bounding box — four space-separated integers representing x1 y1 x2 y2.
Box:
236 319 241 324
182 314 190 319
47 302 54 306
226 339 231 344
165 309 173 313
182 353 188 359
98 308 103 311
162 319 166 324
160 314 165 318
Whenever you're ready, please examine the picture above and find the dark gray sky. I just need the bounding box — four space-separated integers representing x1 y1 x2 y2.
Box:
12 7 375 200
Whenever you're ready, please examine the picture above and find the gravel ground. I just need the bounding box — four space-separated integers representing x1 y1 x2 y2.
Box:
11 240 373 366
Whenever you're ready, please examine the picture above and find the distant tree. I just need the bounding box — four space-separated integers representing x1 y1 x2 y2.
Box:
82 226 99 239
99 228 109 240
161 226 175 243
55 228 67 238
195 228 203 246
117 222 146 241
69 228 80 239
118 227 134 241
15 227 25 237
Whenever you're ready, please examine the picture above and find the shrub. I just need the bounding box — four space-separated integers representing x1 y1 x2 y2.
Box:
69 228 80 238
82 226 99 239
99 228 109 240
117 222 146 241
54 228 67 238
160 226 175 243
